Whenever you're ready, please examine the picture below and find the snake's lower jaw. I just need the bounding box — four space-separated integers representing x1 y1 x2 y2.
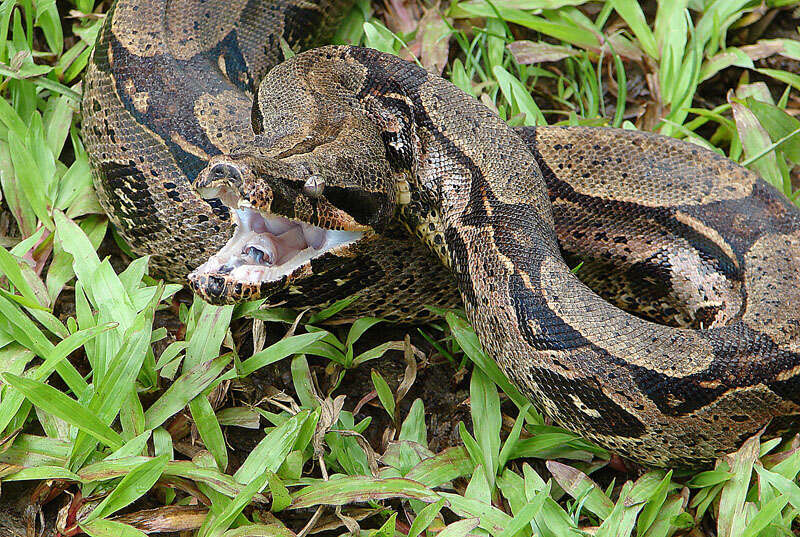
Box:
188 206 363 304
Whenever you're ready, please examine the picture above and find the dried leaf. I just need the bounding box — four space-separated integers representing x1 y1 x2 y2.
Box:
507 41 578 64
313 395 346 458
417 6 450 74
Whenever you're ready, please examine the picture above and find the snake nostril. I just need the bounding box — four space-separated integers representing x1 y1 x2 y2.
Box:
207 275 226 298
210 163 242 184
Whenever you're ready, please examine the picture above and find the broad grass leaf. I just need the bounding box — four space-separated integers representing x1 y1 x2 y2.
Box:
642 493 691 537
107 431 151 460
452 4 599 50
292 476 439 508
398 398 426 445
611 0 658 59
497 489 546 537
190 395 227 472
729 93 784 190
507 41 578 64
496 468 529 519
221 525 295 537
407 497 446 537
8 129 53 229
0 94 27 138
594 481 640 537
143 353 232 430
654 0 688 106
464 462 491 504
54 210 101 285
81 519 147 537
43 93 73 158
353 339 403 366
363 21 398 54
755 465 800 512
405 446 473 488
290 354 315 408
738 494 790 537
185 302 233 371
686 469 734 488
216 407 260 429
266 471 291 512
346 317 382 348
0 432 70 467
152 427 173 458
449 59 474 96
745 98 800 165
458 422 490 489
446 312 539 420
307 295 360 323
3 465 81 482
547 460 613 520
85 454 169 523
33 0 62 55
0 245 38 303
438 491 511 535
371 369 395 421
0 141 37 236
717 432 760 537
437 519 479 537
636 471 674 535
2 372 123 449
493 65 545 126
233 410 309 484
373 512 397 537
469 368 500 483
199 471 269 537
332 0 370 46
239 331 329 376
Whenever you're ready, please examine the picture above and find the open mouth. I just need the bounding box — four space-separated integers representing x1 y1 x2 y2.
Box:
190 202 364 300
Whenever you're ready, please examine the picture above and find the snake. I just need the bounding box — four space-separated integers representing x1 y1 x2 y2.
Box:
82 0 800 467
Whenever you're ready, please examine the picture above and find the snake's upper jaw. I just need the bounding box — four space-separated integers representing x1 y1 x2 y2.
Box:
189 202 363 304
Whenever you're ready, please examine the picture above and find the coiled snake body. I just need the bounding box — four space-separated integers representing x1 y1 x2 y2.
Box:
83 0 800 466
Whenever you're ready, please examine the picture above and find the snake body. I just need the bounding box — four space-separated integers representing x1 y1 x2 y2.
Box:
83 0 800 466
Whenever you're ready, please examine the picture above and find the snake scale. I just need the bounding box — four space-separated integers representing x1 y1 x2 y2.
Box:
82 0 800 467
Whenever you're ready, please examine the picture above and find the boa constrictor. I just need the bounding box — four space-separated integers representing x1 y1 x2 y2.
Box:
82 0 800 467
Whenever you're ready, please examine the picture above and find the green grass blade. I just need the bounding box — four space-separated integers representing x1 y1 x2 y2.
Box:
84 454 169 522
2 372 124 450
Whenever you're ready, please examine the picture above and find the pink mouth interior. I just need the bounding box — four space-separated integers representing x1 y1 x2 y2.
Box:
192 207 363 284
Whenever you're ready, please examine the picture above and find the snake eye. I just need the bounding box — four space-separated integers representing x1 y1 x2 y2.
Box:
303 175 325 198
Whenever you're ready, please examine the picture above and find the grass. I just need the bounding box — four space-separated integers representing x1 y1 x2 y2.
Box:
0 0 799 535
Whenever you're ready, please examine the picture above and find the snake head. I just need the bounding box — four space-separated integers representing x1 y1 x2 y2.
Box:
189 151 392 304
189 47 419 305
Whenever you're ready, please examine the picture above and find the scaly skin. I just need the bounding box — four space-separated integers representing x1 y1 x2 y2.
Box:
193 46 800 467
83 2 800 466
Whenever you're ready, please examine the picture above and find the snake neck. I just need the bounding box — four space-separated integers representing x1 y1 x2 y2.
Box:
336 48 561 290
